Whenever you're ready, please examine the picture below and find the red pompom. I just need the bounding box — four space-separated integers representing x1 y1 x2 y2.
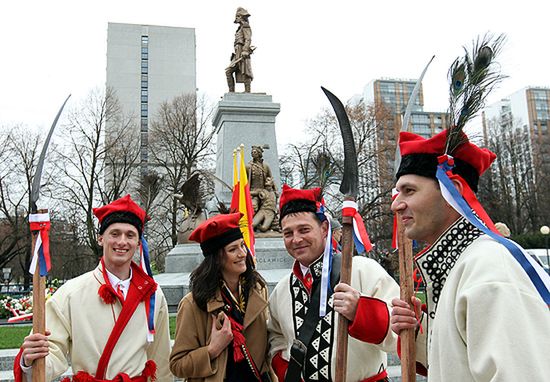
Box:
98 284 116 304
142 360 157 381
72 371 95 382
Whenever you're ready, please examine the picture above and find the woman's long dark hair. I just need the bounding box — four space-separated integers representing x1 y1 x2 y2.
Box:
190 246 266 312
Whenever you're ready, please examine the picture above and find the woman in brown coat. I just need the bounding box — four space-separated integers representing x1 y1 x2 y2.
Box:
169 213 274 382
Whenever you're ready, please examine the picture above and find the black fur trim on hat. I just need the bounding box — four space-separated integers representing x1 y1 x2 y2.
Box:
200 227 243 257
396 153 480 192
99 211 143 236
279 199 326 224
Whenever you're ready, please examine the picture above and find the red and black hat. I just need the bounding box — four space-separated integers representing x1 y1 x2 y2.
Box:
189 213 244 256
279 184 324 221
93 195 148 236
396 130 496 192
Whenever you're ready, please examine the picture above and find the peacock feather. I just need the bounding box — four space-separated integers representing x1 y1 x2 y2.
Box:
446 33 507 154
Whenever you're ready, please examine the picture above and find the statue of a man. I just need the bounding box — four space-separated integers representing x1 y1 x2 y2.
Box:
246 145 272 212
252 177 278 232
225 7 254 93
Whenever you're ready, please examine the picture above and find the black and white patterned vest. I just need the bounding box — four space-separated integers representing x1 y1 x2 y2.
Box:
290 256 335 381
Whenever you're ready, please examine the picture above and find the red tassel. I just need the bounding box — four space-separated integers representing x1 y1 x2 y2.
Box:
227 317 246 363
142 360 157 381
71 371 95 382
98 284 116 305
60 378 71 382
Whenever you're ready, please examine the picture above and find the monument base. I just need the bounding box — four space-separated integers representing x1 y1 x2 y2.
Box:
213 92 281 204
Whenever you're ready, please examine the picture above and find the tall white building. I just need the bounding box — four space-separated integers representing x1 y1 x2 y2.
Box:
106 22 196 176
353 78 448 204
483 87 550 180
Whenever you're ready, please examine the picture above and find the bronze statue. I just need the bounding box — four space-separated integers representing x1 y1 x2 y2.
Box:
246 145 273 212
252 177 278 232
226 7 254 93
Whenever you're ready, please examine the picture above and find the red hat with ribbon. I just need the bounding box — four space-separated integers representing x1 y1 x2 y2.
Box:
189 212 244 256
396 130 496 192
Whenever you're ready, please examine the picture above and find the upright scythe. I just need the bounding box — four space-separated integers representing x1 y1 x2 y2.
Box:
30 94 71 382
321 87 358 382
394 56 434 382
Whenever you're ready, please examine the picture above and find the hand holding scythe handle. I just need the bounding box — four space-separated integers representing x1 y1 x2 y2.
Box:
336 196 354 382
30 95 71 382
321 87 359 382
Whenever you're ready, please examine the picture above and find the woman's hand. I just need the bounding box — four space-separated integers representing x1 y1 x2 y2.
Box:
207 312 233 359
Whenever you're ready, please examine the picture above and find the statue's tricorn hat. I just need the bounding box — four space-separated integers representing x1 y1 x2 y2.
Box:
235 7 250 18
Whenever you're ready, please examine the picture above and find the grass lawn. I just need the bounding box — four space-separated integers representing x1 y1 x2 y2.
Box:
0 316 177 350
0 325 31 349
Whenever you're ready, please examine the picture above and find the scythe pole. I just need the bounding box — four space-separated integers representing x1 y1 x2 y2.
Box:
321 87 358 382
29 95 70 382
394 56 434 382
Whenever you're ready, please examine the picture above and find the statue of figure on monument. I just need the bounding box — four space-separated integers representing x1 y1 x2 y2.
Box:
225 7 254 93
246 145 273 212
252 177 279 232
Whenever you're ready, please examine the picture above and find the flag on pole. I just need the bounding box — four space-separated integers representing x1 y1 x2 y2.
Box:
230 145 255 256
230 149 239 209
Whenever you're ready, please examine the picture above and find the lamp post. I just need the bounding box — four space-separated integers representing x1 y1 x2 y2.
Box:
540 225 550 275
2 267 12 293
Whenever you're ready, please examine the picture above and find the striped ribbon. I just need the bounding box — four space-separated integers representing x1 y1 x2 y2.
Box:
342 201 373 253
436 156 550 305
29 212 51 276
317 204 333 317
140 235 156 342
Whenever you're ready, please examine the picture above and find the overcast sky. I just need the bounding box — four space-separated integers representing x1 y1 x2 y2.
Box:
1 0 547 146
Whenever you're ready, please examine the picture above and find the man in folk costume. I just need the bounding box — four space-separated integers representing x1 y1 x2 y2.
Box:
15 195 172 382
268 185 399 382
390 36 550 381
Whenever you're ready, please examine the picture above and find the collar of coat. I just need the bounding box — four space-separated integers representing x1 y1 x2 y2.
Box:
206 283 267 330
415 217 481 320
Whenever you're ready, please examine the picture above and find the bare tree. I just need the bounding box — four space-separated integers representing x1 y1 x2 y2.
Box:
0 127 86 286
0 128 39 285
148 93 216 254
52 87 140 260
479 117 540 234
282 102 395 251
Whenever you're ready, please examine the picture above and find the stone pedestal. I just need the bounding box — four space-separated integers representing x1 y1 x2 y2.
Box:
212 92 281 204
155 237 291 312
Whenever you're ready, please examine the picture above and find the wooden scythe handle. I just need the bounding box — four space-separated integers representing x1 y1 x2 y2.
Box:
397 215 416 382
32 209 47 382
334 212 354 382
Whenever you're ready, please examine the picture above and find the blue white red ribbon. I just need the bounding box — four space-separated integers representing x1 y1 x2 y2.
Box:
436 156 550 305
29 213 51 276
140 235 156 342
342 201 373 254
317 204 333 317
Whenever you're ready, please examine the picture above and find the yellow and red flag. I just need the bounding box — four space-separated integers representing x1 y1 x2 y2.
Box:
230 145 255 256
